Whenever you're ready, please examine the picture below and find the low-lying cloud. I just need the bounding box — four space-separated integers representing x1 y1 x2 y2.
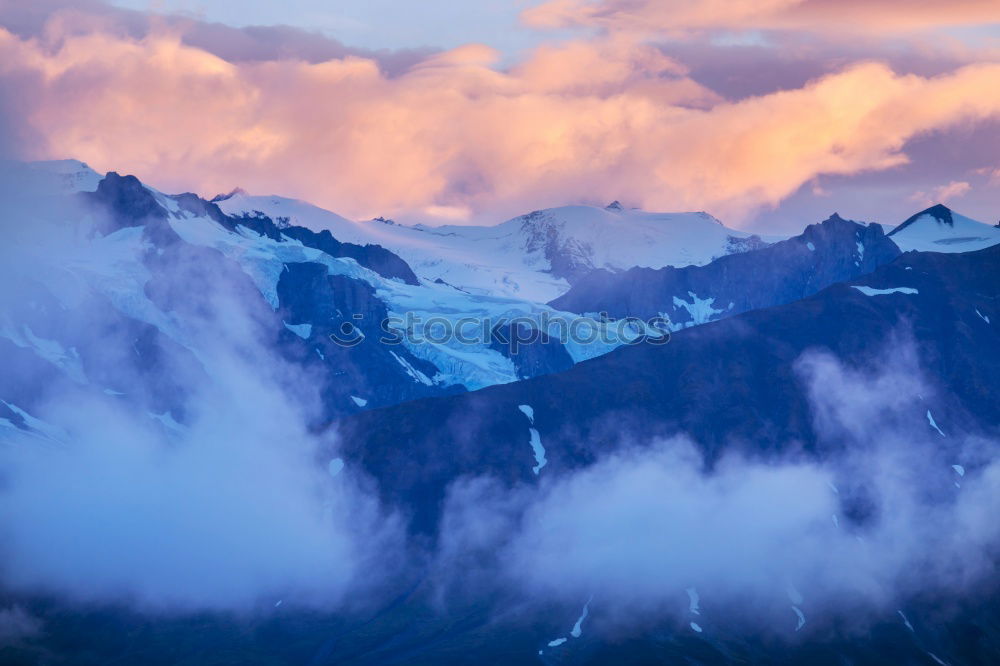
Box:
0 184 402 612
435 339 1000 635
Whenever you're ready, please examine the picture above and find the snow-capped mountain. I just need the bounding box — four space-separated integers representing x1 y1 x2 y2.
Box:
0 162 649 434
19 158 104 193
887 203 1000 253
550 212 901 325
215 190 778 302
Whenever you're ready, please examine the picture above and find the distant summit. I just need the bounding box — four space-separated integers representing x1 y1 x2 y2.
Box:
891 203 954 235
605 200 624 211
887 204 999 253
210 187 247 203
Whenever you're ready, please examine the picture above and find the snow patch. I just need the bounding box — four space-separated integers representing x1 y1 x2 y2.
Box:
529 428 547 475
350 396 368 407
690 622 703 633
686 587 700 615
328 458 344 477
148 411 185 434
852 286 918 296
898 610 915 633
0 323 87 383
283 321 312 339
570 597 592 638
518 404 535 424
672 291 725 327
791 606 806 631
389 351 434 386
926 410 945 437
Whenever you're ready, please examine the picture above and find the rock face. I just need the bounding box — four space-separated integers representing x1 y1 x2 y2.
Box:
550 213 901 326
83 172 167 234
174 191 420 285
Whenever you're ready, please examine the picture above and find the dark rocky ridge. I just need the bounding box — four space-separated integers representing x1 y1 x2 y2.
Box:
550 213 901 324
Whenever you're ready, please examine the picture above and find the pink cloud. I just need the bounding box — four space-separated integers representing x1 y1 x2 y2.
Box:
523 0 1000 34
2 12 1000 227
909 180 973 206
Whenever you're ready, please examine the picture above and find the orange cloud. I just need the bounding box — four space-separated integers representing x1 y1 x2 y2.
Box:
3 18 1000 226
523 0 1000 34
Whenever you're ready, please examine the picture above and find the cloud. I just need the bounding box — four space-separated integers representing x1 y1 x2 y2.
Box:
0 4 999 227
3 17 1000 227
909 180 972 205
435 338 1000 633
0 185 403 612
976 166 1000 186
0 0 433 72
522 0 1000 35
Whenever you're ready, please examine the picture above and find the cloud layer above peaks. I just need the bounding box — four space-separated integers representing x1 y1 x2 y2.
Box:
0 0 999 229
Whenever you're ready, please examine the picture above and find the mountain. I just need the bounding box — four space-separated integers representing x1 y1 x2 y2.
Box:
334 243 1000 534
549 213 900 325
0 164 643 433
216 191 778 302
3 161 1000 665
888 203 1000 253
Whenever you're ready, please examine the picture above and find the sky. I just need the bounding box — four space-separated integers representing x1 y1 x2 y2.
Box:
0 0 998 232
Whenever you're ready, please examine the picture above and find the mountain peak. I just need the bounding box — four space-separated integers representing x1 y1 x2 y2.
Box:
210 187 247 203
86 172 166 233
890 203 954 236
605 200 624 211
